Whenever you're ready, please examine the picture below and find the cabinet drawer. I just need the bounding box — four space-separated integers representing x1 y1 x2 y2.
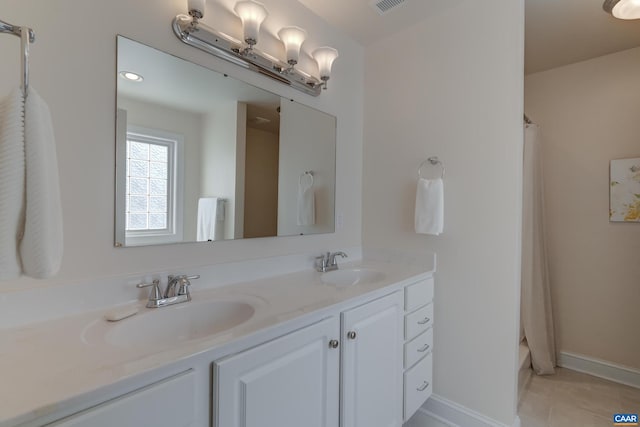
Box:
404 327 433 369
403 353 433 421
405 303 433 340
404 278 434 311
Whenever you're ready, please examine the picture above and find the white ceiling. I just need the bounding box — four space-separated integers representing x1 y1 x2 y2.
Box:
297 0 640 75
117 36 280 129
525 0 640 74
296 0 465 47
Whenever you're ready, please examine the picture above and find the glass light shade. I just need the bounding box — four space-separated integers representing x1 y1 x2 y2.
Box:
278 26 307 65
312 47 339 80
605 0 640 19
234 1 269 45
188 0 206 18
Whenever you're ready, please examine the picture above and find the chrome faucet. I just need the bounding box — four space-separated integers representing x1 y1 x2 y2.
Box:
137 274 200 308
315 251 348 272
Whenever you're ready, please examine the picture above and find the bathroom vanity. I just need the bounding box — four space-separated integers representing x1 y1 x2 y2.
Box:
0 255 434 427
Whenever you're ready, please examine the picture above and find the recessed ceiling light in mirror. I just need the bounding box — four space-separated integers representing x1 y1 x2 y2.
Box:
119 71 144 82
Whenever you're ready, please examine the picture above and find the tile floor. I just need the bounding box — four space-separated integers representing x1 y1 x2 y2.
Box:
519 368 640 427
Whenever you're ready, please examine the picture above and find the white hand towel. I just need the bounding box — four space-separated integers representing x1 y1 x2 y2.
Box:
0 89 25 280
297 174 315 226
197 197 217 241
20 88 64 279
415 178 444 235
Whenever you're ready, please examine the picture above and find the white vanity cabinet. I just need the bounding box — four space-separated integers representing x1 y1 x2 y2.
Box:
402 277 435 421
214 291 405 427
341 291 404 427
46 370 195 427
214 317 341 427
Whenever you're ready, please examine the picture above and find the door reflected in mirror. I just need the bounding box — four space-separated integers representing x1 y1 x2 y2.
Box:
115 36 336 247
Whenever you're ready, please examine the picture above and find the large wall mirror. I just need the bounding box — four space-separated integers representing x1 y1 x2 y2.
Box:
115 36 336 247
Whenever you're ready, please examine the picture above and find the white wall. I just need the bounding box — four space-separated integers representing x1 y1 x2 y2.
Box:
201 102 241 240
525 47 640 370
234 102 246 239
362 0 524 425
118 96 202 241
278 99 336 236
0 0 363 291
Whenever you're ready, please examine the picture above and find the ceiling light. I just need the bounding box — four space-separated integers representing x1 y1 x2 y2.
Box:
312 47 339 90
278 26 307 68
234 1 268 48
603 0 640 19
119 71 144 82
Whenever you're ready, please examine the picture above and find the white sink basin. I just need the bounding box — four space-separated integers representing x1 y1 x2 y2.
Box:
321 268 385 287
103 299 255 350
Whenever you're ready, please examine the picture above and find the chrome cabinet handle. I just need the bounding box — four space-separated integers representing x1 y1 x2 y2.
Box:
416 381 430 392
347 331 357 340
417 317 431 325
417 344 430 353
329 339 339 349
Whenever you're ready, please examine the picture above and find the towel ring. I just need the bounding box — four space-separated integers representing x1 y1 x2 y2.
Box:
300 170 314 186
418 157 445 179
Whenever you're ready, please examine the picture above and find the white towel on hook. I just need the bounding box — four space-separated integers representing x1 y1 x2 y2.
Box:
415 177 444 235
297 173 315 226
20 87 63 279
0 88 25 280
197 197 225 241
197 198 216 241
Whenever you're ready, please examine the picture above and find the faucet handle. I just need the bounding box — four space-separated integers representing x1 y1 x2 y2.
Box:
315 254 328 272
177 275 200 298
137 279 162 302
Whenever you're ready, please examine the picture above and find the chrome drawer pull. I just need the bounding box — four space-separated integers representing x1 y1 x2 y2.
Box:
416 381 430 392
417 344 430 353
417 317 431 325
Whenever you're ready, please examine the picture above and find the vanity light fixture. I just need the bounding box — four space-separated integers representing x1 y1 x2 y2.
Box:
312 47 338 89
119 71 144 82
278 26 307 70
603 0 640 19
172 0 338 96
188 0 206 20
234 1 269 49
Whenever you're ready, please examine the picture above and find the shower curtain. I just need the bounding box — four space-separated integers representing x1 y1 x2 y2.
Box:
521 123 556 375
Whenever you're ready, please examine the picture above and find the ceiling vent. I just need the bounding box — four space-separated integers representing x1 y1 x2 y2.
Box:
370 0 407 15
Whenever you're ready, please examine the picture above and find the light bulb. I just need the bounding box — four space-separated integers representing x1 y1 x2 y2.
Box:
234 1 269 46
278 26 307 66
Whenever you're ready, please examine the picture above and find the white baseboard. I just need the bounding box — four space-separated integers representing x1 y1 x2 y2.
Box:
415 395 520 427
405 408 456 427
558 351 640 389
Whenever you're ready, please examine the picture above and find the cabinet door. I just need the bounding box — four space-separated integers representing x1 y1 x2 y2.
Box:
47 370 195 427
214 317 340 427
341 291 404 427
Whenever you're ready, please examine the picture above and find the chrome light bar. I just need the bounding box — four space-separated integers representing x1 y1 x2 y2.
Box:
172 14 323 96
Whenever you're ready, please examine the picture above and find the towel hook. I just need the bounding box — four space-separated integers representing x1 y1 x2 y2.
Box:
418 157 445 179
